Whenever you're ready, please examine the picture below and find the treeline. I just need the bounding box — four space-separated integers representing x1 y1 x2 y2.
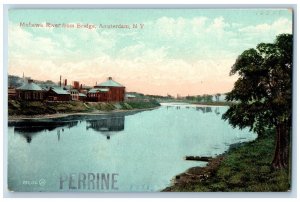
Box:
127 92 226 103
185 94 214 102
127 92 174 100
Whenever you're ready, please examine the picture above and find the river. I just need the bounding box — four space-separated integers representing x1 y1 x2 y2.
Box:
7 103 257 192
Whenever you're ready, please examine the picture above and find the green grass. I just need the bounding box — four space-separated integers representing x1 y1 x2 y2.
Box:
89 102 116 111
119 102 133 110
123 99 161 109
165 130 291 192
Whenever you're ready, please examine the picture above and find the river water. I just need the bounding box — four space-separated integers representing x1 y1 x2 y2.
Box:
8 103 257 192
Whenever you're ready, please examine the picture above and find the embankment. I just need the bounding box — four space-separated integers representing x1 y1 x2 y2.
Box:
163 130 290 192
8 99 161 118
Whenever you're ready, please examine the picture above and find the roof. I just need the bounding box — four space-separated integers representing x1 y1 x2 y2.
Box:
79 93 86 97
88 88 109 93
16 82 43 91
41 87 50 91
50 87 70 95
95 77 124 87
38 83 58 88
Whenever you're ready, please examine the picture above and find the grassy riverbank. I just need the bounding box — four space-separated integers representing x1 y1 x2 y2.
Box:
163 130 291 192
8 99 161 116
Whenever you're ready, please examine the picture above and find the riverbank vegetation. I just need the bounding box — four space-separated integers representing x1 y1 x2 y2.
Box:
222 34 292 169
164 130 290 192
8 99 161 116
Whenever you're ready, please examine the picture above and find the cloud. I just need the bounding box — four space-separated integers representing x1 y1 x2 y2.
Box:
118 43 168 63
238 18 292 35
139 16 241 60
8 22 119 61
9 23 63 59
210 16 228 30
152 16 230 40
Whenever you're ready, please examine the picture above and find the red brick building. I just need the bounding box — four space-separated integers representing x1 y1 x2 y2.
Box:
73 81 80 89
46 87 71 101
87 77 125 102
16 79 44 101
79 93 87 101
8 87 17 100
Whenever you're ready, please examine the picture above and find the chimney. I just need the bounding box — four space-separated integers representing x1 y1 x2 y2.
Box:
108 77 112 80
28 79 33 83
80 84 82 89
64 79 67 86
59 75 62 87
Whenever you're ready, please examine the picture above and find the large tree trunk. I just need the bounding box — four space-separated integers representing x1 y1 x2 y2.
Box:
272 122 290 169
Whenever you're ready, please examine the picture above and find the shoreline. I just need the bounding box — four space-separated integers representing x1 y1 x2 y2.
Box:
160 102 228 108
8 106 160 121
162 155 225 192
162 142 248 192
159 101 232 107
162 132 290 192
190 102 232 107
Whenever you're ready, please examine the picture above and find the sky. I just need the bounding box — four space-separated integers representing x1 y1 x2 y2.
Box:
8 9 293 96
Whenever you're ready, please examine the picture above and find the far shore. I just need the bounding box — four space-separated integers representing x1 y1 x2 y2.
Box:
160 102 231 107
160 100 232 107
8 106 160 121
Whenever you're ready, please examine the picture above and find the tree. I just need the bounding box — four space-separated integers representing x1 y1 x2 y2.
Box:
203 94 213 102
215 93 221 102
222 34 292 169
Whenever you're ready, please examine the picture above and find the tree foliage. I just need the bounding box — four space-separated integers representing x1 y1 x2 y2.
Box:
185 94 213 102
222 34 292 168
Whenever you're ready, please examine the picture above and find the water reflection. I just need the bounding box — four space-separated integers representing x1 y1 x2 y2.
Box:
11 121 78 143
86 116 125 140
195 107 212 113
164 105 213 113
214 108 220 115
9 114 130 143
166 106 181 110
9 105 219 144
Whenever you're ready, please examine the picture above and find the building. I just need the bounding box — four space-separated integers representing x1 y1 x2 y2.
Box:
79 93 87 101
88 77 125 102
87 88 109 102
16 79 44 101
79 85 91 95
46 87 71 101
8 87 17 99
73 81 80 89
70 89 79 101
